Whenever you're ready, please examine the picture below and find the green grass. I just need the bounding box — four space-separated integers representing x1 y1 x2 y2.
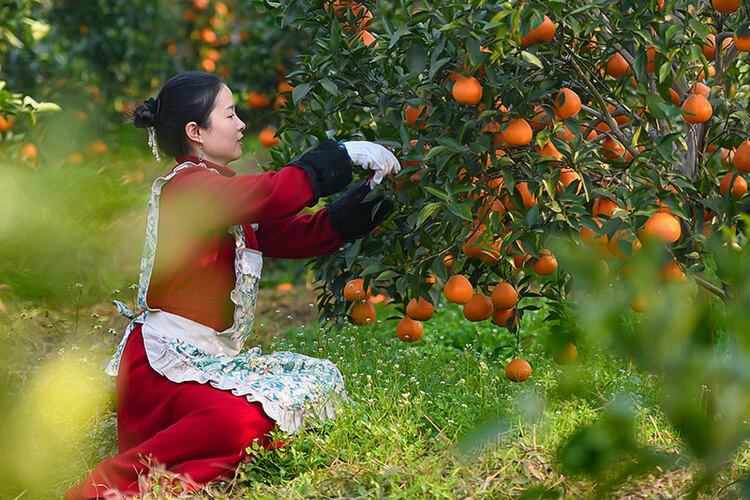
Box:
3 288 745 499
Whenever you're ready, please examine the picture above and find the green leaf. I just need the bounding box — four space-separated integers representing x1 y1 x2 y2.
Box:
319 78 339 96
521 51 544 69
344 238 362 270
417 202 441 227
292 83 311 104
424 186 450 201
447 202 473 221
406 44 428 75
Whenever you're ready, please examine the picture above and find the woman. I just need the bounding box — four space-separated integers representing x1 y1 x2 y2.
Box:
66 71 397 499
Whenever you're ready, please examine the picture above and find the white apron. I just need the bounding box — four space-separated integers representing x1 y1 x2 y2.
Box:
106 161 347 433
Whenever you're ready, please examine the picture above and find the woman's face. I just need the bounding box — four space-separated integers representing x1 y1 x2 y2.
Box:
199 85 246 166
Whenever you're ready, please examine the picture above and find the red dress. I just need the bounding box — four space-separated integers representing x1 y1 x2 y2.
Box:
66 157 343 499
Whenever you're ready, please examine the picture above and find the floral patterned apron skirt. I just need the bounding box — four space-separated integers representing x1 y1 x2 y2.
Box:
107 161 347 433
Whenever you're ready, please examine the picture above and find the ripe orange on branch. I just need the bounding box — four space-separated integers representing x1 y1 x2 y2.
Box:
719 172 748 197
520 15 555 46
463 294 494 322
606 52 631 78
259 127 280 148
492 307 518 328
443 275 473 305
553 342 578 365
491 282 518 310
681 94 713 123
247 92 270 109
531 250 558 275
712 0 739 14
732 140 750 173
349 301 376 325
0 115 13 131
734 30 750 52
500 119 533 147
405 104 430 129
506 359 532 382
406 297 434 321
553 88 581 119
451 76 483 105
343 278 371 301
20 143 37 160
642 212 681 243
396 316 423 342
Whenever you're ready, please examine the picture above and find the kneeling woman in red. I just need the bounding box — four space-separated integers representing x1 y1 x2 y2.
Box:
66 71 398 499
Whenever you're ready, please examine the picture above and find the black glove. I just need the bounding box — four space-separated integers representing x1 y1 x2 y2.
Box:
287 140 353 205
326 180 394 243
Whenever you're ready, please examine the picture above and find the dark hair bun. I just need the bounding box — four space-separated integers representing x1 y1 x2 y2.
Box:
133 97 160 129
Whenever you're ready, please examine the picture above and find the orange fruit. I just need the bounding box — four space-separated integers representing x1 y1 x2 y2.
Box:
89 140 107 155
531 250 558 275
602 137 625 159
712 0 739 13
606 53 630 78
692 82 710 97
492 307 518 328
660 261 687 283
530 105 555 131
452 76 483 105
642 212 681 243
275 282 294 291
681 94 712 124
608 104 629 125
646 46 657 72
702 34 716 60
343 278 371 301
500 119 533 147
720 172 748 197
537 140 562 160
592 197 618 217
200 28 217 45
491 282 517 310
553 88 581 120
607 230 641 259
350 301 376 325
351 30 377 47
580 218 607 245
405 104 430 129
506 359 532 382
0 115 13 132
462 227 501 264
406 297 434 321
444 275 474 304
557 168 582 194
247 92 271 109
443 254 454 267
732 140 750 173
20 142 37 160
201 59 216 72
734 30 750 52
259 127 280 148
520 15 555 45
553 342 578 365
463 294 493 322
396 316 423 342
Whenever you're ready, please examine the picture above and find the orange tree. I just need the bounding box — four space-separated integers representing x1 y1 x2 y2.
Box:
257 0 750 490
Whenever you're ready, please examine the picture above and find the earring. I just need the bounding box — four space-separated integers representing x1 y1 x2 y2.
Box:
198 145 204 163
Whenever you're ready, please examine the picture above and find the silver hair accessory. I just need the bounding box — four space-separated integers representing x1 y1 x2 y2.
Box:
147 127 161 162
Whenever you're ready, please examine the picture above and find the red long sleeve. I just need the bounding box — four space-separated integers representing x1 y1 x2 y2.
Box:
255 208 343 259
162 159 315 230
147 158 320 331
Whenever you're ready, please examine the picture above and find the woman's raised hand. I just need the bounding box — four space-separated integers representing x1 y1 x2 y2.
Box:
341 141 401 185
